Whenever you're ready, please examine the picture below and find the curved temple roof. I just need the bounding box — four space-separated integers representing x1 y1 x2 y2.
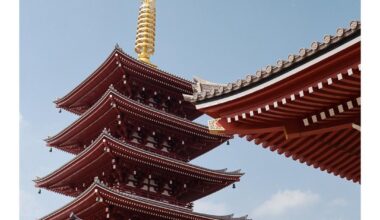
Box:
184 21 361 107
55 46 196 115
182 20 361 183
36 131 243 190
40 182 251 220
46 87 231 155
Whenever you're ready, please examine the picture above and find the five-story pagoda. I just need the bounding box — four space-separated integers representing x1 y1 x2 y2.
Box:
35 1 249 219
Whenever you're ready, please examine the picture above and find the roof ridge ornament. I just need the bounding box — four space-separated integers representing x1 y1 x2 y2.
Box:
94 176 100 184
115 43 124 53
135 0 157 67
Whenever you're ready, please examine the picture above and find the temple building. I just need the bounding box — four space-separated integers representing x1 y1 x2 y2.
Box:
184 21 360 183
35 1 250 219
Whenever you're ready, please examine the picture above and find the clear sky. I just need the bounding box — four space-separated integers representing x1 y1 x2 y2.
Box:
20 0 360 219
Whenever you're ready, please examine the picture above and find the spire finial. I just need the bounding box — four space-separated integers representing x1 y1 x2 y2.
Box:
135 0 157 67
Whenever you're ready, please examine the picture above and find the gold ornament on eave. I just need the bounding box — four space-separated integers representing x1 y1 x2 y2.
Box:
135 0 156 67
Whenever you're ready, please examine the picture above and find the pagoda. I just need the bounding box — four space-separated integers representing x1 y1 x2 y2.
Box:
35 1 249 219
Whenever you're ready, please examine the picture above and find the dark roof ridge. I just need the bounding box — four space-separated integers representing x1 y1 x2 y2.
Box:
115 44 195 85
184 20 360 103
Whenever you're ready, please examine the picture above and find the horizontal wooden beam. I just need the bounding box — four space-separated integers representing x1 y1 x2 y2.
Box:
286 123 358 140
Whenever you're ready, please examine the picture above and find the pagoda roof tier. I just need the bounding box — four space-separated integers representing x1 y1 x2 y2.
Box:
46 88 230 158
39 182 250 220
54 46 202 120
184 21 360 110
36 132 243 203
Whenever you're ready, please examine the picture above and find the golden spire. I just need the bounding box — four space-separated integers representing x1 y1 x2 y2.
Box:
135 0 156 66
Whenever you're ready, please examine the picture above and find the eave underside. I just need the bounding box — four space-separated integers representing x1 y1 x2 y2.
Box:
242 123 360 182
37 133 242 204
210 62 361 182
40 183 250 220
47 88 230 159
